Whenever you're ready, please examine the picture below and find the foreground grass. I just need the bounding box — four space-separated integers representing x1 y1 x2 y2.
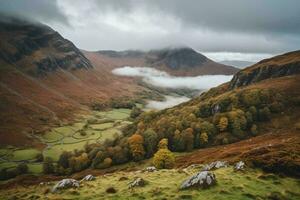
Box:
1 167 299 200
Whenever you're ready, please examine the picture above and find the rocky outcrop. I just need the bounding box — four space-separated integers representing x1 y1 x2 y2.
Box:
0 16 92 76
229 51 300 89
180 171 216 190
202 161 228 171
52 179 80 193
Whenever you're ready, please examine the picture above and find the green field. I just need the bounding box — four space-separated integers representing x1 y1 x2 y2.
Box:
0 108 132 173
1 166 299 200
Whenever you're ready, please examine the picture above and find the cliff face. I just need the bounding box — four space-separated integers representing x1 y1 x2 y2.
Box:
229 51 300 89
0 17 92 76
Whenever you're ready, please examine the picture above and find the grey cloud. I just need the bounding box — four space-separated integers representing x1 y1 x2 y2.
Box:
0 0 69 25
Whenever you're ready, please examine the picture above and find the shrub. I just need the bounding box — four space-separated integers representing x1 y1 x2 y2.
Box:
199 132 208 147
258 107 271 121
96 158 112 169
130 107 142 118
16 163 28 174
153 140 175 169
250 124 258 135
128 134 145 161
36 153 44 162
43 157 55 174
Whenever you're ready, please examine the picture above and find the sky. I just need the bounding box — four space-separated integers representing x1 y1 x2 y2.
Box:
0 0 300 62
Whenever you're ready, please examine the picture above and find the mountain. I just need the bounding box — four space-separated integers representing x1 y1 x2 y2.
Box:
0 17 142 146
126 50 300 176
92 47 239 76
219 60 254 69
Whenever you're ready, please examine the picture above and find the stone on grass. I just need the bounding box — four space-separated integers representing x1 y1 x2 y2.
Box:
144 166 157 172
81 174 95 181
202 161 228 171
52 179 80 193
129 177 146 188
234 161 245 171
180 171 216 190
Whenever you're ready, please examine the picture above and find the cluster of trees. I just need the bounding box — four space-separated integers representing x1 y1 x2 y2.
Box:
0 163 28 180
45 88 283 176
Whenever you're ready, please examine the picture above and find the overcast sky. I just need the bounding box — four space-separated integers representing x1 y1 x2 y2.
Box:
1 0 300 62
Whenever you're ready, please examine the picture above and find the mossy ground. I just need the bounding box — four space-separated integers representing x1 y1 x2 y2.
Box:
1 166 299 200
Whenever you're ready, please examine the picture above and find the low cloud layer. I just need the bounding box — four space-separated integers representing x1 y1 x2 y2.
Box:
112 66 232 90
146 96 190 110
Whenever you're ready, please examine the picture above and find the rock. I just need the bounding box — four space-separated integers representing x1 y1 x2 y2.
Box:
81 174 95 181
52 179 80 193
234 161 245 171
144 166 157 172
202 161 228 171
128 177 146 188
106 187 117 193
180 171 216 190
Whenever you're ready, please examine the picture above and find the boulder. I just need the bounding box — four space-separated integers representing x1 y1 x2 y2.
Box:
81 174 95 181
202 161 228 171
180 171 216 190
52 179 80 193
128 177 146 188
234 161 245 171
144 166 157 172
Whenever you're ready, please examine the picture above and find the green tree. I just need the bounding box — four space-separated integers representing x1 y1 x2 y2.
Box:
258 107 271 121
142 129 159 158
172 130 184 151
43 157 55 174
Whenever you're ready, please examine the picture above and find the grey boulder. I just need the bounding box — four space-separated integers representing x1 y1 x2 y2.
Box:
52 179 80 193
202 161 228 171
234 161 245 171
180 171 216 190
81 174 95 181
129 177 146 188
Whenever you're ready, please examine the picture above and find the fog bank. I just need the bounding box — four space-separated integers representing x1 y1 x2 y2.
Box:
112 66 233 90
146 96 190 110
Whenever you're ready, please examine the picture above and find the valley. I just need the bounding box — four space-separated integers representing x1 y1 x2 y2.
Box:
0 4 300 200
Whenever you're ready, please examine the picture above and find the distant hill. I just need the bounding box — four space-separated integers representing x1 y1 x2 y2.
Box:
219 60 254 69
94 47 239 76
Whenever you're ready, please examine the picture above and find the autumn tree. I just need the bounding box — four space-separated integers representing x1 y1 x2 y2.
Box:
153 139 175 169
182 128 194 151
199 132 208 147
158 138 168 149
258 107 271 121
218 117 228 132
128 134 145 161
172 129 184 151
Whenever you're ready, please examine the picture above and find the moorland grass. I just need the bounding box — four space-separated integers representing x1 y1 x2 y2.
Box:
11 149 41 161
1 167 299 200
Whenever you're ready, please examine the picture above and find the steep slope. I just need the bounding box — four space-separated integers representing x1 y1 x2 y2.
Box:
0 17 142 147
91 47 238 76
123 50 300 176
